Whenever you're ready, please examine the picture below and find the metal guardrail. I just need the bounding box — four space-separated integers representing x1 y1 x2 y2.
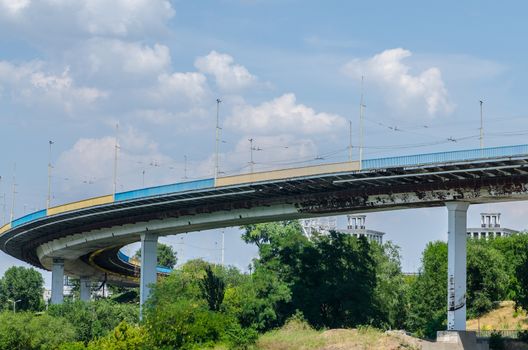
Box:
362 144 528 170
476 330 521 339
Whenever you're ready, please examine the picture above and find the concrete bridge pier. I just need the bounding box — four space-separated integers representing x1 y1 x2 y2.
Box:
51 258 64 305
80 277 91 301
446 202 470 331
139 231 158 320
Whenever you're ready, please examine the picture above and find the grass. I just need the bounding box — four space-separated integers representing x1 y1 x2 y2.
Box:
467 301 528 331
253 320 422 350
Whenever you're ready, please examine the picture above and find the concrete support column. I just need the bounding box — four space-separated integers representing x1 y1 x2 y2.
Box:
51 258 64 305
80 277 91 301
446 202 470 331
139 232 158 320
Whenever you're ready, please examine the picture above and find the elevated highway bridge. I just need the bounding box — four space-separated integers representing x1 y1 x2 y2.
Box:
2 144 528 326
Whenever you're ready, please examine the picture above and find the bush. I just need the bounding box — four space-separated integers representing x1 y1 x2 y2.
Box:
518 329 528 343
0 312 76 350
87 321 148 350
489 330 505 350
146 298 233 349
48 300 138 343
223 322 258 350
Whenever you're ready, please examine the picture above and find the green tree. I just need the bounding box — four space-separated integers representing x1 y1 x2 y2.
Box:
0 266 44 312
134 242 177 269
371 241 408 329
223 267 291 332
0 312 76 350
134 243 178 269
86 321 148 350
48 299 138 344
405 241 447 338
488 234 528 303
466 242 508 317
243 222 379 329
199 265 225 312
145 298 231 349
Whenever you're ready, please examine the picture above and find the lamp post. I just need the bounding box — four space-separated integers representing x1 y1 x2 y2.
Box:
214 99 222 181
47 140 54 209
7 299 21 313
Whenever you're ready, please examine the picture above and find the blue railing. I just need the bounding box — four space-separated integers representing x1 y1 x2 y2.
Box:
11 209 47 228
117 250 173 274
115 178 215 202
362 144 528 170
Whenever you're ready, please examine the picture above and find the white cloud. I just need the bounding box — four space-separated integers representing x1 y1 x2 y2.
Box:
55 127 175 200
342 48 453 116
134 107 210 127
0 0 174 39
195 51 256 90
75 0 175 37
226 93 346 135
152 72 209 104
0 0 30 15
0 61 106 113
68 39 171 83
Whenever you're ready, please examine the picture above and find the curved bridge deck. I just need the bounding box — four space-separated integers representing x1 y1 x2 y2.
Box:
1 144 528 284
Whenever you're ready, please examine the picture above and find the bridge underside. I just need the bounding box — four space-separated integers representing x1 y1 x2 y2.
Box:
19 158 528 283
1 153 528 324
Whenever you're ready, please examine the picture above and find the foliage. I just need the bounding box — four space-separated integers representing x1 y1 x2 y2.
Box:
48 299 138 344
134 242 177 269
466 242 508 317
86 321 148 350
145 298 233 349
0 312 75 350
243 222 379 329
370 241 408 329
405 241 448 338
488 234 528 301
517 329 528 343
489 330 505 350
200 265 226 312
223 267 291 331
406 239 509 337
0 266 44 312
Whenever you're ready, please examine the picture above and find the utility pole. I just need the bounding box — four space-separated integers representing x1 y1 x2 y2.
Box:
214 99 222 182
479 100 484 149
47 140 54 209
10 164 16 222
359 76 366 170
248 139 262 173
249 138 255 173
141 170 145 187
348 120 353 162
183 155 188 180
113 123 119 195
221 229 225 266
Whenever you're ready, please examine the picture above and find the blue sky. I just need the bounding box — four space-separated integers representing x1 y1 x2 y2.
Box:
1 0 528 287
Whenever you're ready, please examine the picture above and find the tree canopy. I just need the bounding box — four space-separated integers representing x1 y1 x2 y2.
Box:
134 242 177 269
0 266 44 312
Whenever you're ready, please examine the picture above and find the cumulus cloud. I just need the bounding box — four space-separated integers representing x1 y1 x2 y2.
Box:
65 39 172 86
195 51 256 90
0 0 30 15
85 39 171 76
226 93 346 135
0 61 106 113
55 127 175 200
342 48 453 116
0 0 175 40
152 72 209 105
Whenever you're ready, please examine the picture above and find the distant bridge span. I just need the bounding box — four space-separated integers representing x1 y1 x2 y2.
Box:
2 144 528 325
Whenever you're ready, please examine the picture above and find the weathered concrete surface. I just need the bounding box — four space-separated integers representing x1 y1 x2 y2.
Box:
422 331 489 350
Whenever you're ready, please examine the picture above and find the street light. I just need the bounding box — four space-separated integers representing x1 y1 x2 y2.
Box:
7 299 21 313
